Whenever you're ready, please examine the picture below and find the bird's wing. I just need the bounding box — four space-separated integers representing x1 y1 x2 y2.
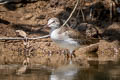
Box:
59 27 99 45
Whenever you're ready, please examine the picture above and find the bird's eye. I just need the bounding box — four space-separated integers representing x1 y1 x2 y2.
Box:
48 21 56 25
52 21 55 23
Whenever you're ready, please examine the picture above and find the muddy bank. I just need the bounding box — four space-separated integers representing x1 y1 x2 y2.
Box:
0 0 120 67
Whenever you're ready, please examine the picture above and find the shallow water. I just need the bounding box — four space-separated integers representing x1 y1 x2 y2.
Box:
0 61 120 80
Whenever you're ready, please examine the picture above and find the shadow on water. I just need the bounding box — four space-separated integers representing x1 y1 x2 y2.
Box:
0 60 120 80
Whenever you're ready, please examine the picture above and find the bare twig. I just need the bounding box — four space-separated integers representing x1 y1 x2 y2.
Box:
61 20 70 27
80 9 85 21
0 35 50 40
110 1 113 22
61 0 80 28
90 8 93 21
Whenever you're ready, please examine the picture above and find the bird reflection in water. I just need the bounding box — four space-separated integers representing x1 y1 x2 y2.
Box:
49 63 79 80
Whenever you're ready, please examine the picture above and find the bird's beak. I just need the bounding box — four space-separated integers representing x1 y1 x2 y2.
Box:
44 24 49 28
43 24 50 30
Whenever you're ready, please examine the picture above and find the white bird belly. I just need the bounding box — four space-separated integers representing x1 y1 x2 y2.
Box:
53 38 80 51
50 29 80 51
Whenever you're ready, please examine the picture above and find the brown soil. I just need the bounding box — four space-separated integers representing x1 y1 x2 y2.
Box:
0 0 120 67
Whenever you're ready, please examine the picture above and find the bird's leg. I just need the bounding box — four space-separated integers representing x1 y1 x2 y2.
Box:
72 50 76 58
23 37 28 46
69 50 76 64
70 50 76 59
66 53 70 60
62 49 68 60
25 37 27 43
65 50 76 60
69 50 74 64
23 57 30 65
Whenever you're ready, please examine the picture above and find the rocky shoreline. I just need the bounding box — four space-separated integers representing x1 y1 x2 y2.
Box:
0 0 120 67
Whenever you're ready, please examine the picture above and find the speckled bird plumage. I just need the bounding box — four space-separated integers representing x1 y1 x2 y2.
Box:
47 18 99 58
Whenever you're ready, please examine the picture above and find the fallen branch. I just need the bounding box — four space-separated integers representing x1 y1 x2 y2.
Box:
80 9 85 21
0 35 50 40
78 43 99 53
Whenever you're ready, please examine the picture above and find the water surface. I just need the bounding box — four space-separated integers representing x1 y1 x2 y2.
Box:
0 61 120 80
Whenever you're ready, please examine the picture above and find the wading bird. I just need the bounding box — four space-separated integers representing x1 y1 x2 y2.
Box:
46 18 99 61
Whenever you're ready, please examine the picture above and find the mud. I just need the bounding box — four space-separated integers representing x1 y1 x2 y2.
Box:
0 0 120 67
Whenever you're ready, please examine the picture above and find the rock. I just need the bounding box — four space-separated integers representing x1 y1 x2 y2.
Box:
102 22 120 41
50 0 59 7
36 15 46 19
97 40 120 61
20 13 33 20
16 30 27 38
0 0 38 4
0 0 22 4
68 17 77 29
